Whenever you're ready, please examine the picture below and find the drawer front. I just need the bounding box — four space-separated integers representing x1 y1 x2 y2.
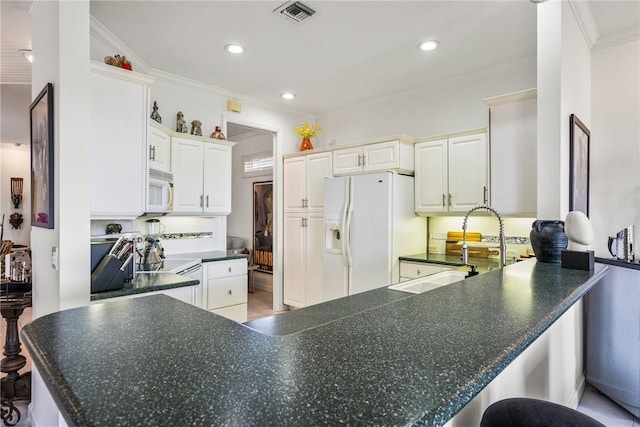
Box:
399 262 444 279
206 259 247 279
212 303 248 323
207 276 247 310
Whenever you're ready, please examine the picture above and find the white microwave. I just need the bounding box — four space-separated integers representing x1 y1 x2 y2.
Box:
147 169 173 214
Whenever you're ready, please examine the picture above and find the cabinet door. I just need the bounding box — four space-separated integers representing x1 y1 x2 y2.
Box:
283 157 306 212
305 214 326 306
306 153 332 212
148 124 171 172
203 143 232 214
449 133 488 212
415 139 448 213
90 72 146 218
283 214 306 307
363 141 398 173
172 137 204 213
490 97 537 215
333 147 363 175
212 303 248 323
399 262 449 281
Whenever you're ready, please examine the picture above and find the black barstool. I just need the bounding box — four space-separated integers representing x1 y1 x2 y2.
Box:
480 398 605 427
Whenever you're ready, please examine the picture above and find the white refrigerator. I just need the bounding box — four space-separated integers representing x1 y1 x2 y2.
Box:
323 171 426 300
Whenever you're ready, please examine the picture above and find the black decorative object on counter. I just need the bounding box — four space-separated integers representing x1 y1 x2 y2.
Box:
530 220 568 263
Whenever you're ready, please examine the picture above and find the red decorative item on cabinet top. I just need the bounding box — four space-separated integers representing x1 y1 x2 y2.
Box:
300 138 314 151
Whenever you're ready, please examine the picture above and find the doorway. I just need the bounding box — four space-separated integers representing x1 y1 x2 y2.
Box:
226 122 281 320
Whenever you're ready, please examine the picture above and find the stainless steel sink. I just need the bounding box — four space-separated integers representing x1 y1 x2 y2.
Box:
388 270 466 294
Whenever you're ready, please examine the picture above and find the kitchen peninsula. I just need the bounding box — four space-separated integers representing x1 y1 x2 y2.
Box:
22 260 608 426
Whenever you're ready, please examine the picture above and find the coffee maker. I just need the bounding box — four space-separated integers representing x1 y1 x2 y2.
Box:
607 225 634 262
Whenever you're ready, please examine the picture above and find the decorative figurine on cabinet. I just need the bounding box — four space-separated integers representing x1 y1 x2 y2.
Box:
191 120 202 136
176 111 186 133
150 101 162 124
210 126 226 140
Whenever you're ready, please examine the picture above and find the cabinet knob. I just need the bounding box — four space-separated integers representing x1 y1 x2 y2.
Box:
417 269 421 275
149 145 155 161
206 195 210 207
448 193 452 207
442 194 446 207
200 195 204 208
483 186 488 204
228 289 232 295
228 267 232 273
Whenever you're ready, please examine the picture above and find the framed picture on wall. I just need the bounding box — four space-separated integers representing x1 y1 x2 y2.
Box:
569 114 590 217
30 82 54 229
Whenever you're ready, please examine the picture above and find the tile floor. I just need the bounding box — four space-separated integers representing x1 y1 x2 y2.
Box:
3 304 639 426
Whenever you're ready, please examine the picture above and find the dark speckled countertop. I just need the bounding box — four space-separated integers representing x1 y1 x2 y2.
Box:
90 251 247 301
23 260 608 427
90 273 199 301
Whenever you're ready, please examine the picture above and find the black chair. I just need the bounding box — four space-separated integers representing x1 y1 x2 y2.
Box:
480 398 605 427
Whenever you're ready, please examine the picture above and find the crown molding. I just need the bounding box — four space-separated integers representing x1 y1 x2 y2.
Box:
569 0 599 49
148 67 315 119
319 56 536 118
593 24 640 51
90 16 151 74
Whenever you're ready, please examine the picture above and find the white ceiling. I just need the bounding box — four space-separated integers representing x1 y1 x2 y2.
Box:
1 1 638 127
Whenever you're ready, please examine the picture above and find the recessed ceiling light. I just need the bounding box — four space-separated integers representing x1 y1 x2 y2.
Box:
18 49 33 63
224 44 244 54
417 40 440 52
281 93 295 100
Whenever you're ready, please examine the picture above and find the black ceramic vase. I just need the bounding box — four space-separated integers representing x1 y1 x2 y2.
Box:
530 220 568 263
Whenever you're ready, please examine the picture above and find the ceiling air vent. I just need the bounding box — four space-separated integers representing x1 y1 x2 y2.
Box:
274 1 316 23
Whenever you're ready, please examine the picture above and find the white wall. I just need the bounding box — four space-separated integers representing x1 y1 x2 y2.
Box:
0 145 31 245
590 39 640 258
317 61 536 145
227 132 273 249
537 1 592 220
0 84 31 145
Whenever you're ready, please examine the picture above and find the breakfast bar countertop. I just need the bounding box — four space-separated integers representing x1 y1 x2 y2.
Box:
22 260 608 427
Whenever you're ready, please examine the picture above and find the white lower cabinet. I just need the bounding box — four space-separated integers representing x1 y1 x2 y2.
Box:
283 213 325 308
203 258 248 322
399 261 452 282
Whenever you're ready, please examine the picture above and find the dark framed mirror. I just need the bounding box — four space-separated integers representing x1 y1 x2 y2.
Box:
253 181 273 272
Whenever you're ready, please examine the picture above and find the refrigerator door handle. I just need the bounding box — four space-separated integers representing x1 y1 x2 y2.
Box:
344 178 354 267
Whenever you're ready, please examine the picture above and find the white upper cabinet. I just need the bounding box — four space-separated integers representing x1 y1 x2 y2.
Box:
415 132 488 214
203 142 232 214
483 89 537 216
89 61 154 219
332 137 414 176
415 139 449 213
448 133 488 212
283 152 332 213
147 121 171 173
171 135 233 215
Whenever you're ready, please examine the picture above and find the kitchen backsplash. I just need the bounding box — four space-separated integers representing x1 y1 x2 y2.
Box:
90 216 227 255
428 216 535 258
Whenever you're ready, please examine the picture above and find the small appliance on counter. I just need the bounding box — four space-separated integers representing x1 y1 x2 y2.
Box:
137 236 165 272
145 218 165 235
607 225 634 262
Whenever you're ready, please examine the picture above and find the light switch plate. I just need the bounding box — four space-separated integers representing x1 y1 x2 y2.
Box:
51 246 59 270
